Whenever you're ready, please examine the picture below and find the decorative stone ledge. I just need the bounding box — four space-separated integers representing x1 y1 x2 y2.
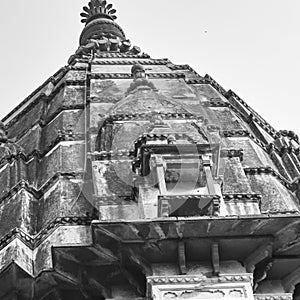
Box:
90 72 186 79
223 193 262 201
185 78 209 84
104 112 200 123
254 294 293 300
94 52 150 58
0 216 93 252
244 167 292 189
226 90 278 138
148 273 254 300
204 74 227 96
148 274 253 285
92 59 170 65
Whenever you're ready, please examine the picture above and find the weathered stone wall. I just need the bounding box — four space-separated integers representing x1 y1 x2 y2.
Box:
0 51 299 299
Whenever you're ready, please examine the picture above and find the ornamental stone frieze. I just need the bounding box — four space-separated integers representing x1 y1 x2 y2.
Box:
148 274 254 300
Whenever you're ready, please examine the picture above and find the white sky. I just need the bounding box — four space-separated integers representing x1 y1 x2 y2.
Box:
1 0 300 134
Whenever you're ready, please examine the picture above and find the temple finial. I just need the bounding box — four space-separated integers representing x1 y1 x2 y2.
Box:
81 0 117 24
79 0 125 45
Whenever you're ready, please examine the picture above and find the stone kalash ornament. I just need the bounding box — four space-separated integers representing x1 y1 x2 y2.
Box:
127 64 158 94
69 0 142 63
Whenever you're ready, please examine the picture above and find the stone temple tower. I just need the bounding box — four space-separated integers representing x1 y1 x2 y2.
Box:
1 1 300 299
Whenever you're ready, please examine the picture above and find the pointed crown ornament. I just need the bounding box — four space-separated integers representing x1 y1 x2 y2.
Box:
80 0 117 24
79 0 126 45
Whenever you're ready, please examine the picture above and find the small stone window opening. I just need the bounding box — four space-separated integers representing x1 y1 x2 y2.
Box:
154 155 219 218
134 143 221 217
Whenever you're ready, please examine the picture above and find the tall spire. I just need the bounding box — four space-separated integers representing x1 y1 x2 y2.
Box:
79 0 126 46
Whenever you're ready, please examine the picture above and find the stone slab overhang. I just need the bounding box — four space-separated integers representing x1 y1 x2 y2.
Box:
0 215 299 298
91 215 300 255
0 215 298 273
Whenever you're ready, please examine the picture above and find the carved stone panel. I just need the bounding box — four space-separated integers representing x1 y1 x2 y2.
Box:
148 274 254 300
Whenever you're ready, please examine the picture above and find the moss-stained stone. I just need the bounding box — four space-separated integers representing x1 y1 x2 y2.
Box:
37 178 93 229
41 109 85 153
47 86 85 118
0 239 33 275
37 142 85 187
205 107 245 131
0 164 11 198
223 138 278 170
59 179 94 216
222 157 252 194
18 125 41 155
33 239 52 275
282 152 300 179
192 84 226 99
90 103 114 131
8 101 44 139
90 79 128 103
99 204 139 220
1 33 300 298
0 190 37 236
139 186 159 219
248 174 299 213
91 64 171 74
37 181 61 226
110 88 192 115
110 122 151 151
90 134 98 152
169 122 209 143
154 79 197 99
92 160 133 200
64 70 87 81
255 280 287 294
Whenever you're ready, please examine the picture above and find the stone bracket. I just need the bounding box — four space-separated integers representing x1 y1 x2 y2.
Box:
282 266 300 293
211 242 220 276
244 242 273 273
178 241 187 275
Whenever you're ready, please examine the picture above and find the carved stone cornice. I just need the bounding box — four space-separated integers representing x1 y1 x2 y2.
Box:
104 112 201 123
221 129 250 138
148 273 253 285
89 150 134 160
0 136 85 172
134 133 200 148
204 74 227 96
244 167 292 189
92 59 170 65
90 72 186 80
0 172 83 206
223 193 262 202
0 216 93 251
167 64 201 77
185 78 209 84
279 130 299 143
94 52 150 58
226 90 278 138
254 294 293 300
202 98 230 107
